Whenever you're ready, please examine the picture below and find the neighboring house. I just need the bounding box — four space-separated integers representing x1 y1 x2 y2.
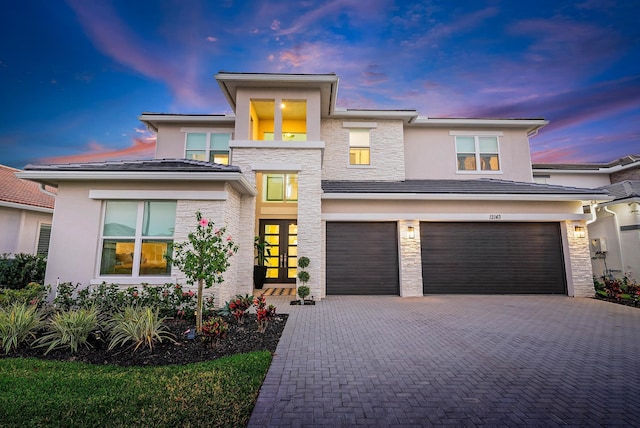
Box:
533 155 640 281
18 72 609 303
0 164 55 256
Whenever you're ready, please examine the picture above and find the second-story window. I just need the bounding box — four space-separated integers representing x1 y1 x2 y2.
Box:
349 129 370 165
455 136 500 172
263 174 298 202
185 132 231 165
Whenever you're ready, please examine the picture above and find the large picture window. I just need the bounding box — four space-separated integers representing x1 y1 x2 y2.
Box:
99 201 176 277
185 132 231 165
456 136 500 172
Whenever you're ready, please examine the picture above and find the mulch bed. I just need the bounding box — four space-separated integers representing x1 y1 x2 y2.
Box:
1 314 288 367
594 295 639 308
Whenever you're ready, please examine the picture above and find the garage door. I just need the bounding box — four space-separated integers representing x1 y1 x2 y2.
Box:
421 222 566 294
326 222 399 295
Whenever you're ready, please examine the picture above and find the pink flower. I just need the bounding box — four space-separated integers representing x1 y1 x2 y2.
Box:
226 235 232 241
214 228 220 235
199 218 209 227
188 290 194 297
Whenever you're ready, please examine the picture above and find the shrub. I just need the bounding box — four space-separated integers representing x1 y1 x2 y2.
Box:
297 285 310 300
253 295 276 334
108 306 174 352
0 302 42 353
223 294 253 324
201 316 229 346
0 253 47 289
34 307 101 354
0 282 48 307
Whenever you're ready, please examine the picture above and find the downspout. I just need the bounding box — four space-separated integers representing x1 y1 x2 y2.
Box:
603 205 625 273
39 183 57 198
586 202 598 225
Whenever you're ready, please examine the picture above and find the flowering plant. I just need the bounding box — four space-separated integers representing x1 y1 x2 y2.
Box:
254 294 276 333
201 316 229 347
166 211 238 333
227 294 253 324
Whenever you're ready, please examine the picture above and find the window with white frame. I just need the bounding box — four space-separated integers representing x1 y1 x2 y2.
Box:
349 129 370 165
455 136 500 172
36 223 51 257
99 201 176 277
185 132 231 165
263 174 298 202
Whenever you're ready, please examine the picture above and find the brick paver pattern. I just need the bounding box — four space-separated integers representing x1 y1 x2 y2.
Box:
249 296 640 427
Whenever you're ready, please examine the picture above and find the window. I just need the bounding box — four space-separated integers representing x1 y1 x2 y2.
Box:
185 132 231 164
456 136 500 172
36 223 51 257
263 174 298 202
349 129 370 165
99 201 176 277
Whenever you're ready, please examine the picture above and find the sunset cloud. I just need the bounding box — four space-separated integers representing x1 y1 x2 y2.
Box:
40 137 156 165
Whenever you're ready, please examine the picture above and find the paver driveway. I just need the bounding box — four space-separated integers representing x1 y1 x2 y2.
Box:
249 296 640 427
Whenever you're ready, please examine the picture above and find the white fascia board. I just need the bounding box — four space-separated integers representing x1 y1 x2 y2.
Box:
331 110 417 121
16 171 258 196
89 190 228 200
410 117 549 128
531 168 608 175
230 140 325 149
251 163 302 171
215 73 339 84
0 200 53 214
321 192 611 202
138 114 235 122
322 213 590 222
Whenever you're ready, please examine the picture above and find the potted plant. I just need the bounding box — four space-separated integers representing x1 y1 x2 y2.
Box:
294 256 314 305
253 236 270 289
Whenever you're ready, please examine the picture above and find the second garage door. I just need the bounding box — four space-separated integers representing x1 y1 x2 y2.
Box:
421 222 566 294
326 222 399 295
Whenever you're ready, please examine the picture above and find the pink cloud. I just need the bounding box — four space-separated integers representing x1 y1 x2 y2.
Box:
41 137 156 164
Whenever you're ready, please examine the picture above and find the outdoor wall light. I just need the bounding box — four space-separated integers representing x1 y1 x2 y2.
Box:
574 226 586 238
407 225 415 239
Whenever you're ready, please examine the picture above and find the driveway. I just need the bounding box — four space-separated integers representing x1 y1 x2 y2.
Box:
249 296 640 427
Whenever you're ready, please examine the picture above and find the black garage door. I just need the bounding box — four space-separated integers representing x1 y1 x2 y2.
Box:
421 222 566 294
326 222 399 295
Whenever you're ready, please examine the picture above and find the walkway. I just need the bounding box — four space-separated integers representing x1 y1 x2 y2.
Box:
249 295 640 427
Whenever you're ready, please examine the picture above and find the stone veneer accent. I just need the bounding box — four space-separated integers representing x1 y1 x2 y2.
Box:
233 146 323 299
398 220 423 297
321 119 405 181
564 219 594 297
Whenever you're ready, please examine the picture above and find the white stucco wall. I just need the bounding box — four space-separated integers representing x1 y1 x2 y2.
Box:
541 172 611 188
403 127 534 182
0 206 52 255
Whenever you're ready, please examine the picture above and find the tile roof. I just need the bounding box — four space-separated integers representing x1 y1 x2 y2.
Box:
322 178 608 196
602 180 640 201
23 158 241 173
0 164 55 209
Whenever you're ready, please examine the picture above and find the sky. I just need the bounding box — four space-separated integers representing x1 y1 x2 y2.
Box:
1 0 639 169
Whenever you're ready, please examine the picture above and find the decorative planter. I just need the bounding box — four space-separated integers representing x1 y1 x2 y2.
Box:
253 265 268 289
290 299 316 305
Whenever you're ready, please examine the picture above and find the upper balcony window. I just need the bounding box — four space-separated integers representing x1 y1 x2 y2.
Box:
250 99 306 141
455 136 500 172
263 173 298 202
185 132 231 165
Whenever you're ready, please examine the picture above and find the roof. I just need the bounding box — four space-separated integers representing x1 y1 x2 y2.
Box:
601 180 640 202
322 178 609 201
533 155 640 172
23 158 241 173
0 164 55 210
18 159 256 196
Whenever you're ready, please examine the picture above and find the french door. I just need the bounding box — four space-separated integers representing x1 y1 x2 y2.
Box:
259 220 298 283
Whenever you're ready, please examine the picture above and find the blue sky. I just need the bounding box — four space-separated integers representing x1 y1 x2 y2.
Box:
1 0 639 169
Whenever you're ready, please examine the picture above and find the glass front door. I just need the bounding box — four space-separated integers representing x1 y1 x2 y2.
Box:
260 220 297 283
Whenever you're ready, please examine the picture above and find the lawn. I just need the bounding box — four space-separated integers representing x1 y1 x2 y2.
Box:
0 351 272 427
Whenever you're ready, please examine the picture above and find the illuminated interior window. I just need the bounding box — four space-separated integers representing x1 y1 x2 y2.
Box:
455 136 500 172
263 174 298 202
349 129 370 165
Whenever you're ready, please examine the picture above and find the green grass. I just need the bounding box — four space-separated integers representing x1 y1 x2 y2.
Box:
0 351 272 427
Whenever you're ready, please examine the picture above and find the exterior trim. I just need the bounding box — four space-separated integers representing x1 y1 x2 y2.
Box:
322 213 590 221
342 121 378 129
251 163 302 171
89 190 229 200
180 127 235 133
230 140 325 149
321 192 611 202
0 200 54 214
449 130 504 136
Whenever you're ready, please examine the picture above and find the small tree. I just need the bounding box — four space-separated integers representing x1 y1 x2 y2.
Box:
297 256 311 304
166 212 238 333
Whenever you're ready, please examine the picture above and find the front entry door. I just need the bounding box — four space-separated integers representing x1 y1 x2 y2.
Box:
260 220 298 283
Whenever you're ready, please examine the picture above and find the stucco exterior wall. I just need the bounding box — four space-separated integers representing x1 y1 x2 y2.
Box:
0 207 52 255
404 128 534 182
541 172 611 188
321 119 405 181
154 123 236 160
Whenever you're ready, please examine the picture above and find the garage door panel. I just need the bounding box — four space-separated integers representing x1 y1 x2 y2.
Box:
421 222 566 294
327 222 399 295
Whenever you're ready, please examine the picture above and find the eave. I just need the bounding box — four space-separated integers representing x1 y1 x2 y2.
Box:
321 192 611 203
409 117 549 136
138 114 236 133
0 200 54 214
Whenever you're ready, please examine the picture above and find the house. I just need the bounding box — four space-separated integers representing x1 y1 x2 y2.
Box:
533 155 640 280
0 164 55 256
17 72 610 303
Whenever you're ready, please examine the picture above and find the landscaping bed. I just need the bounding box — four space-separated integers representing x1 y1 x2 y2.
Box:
1 313 287 367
